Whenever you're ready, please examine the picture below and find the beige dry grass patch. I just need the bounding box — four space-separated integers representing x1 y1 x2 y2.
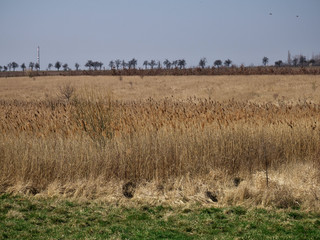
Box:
6 210 24 220
4 162 319 211
1 75 320 102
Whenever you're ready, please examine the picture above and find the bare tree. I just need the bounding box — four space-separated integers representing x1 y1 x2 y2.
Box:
199 58 207 69
97 62 103 70
85 60 93 70
91 61 103 70
92 61 98 70
21 63 26 71
35 63 40 71
62 63 69 71
299 55 307 66
224 59 232 67
121 60 127 70
274 60 283 67
214 60 222 68
48 63 53 70
55 61 62 71
178 59 186 69
75 63 80 70
309 59 315 66
148 60 157 69
29 62 35 71
115 59 121 70
11 62 18 71
143 60 149 69
7 63 12 71
109 61 115 69
172 60 178 69
262 57 269 66
163 59 171 69
128 58 137 69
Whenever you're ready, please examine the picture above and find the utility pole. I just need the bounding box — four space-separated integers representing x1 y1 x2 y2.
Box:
287 50 292 66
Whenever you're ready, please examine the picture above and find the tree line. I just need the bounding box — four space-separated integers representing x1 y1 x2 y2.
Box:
1 54 319 72
263 55 318 67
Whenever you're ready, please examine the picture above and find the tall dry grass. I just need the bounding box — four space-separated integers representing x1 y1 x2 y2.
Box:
0 86 320 210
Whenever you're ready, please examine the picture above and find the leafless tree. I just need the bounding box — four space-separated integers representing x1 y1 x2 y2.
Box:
115 59 121 70
21 63 26 71
55 61 62 71
75 63 80 70
148 60 157 69
109 61 115 69
29 62 35 70
143 60 149 69
163 59 171 69
199 58 207 68
214 60 222 68
11 62 18 71
62 63 69 71
262 57 269 66
224 59 232 67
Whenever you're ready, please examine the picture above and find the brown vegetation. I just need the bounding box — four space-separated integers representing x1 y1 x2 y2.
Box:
0 76 319 210
1 65 320 78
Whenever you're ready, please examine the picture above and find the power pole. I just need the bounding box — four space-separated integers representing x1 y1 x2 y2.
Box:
287 50 292 66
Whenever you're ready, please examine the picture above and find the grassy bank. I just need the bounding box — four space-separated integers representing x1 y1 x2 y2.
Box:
1 194 319 239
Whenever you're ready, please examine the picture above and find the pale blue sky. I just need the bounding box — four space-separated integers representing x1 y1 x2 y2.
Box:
1 0 319 69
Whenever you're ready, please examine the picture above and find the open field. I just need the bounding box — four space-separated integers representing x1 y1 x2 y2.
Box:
0 75 320 211
1 75 320 102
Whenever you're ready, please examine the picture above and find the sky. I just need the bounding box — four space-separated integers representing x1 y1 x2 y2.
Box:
1 0 320 70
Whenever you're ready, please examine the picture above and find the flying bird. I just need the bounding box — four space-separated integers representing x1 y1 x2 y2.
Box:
269 13 272 15
296 15 299 18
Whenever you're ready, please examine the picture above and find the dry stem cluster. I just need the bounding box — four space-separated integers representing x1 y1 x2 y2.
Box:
0 89 319 210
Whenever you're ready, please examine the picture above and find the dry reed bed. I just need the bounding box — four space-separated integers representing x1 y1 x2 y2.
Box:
1 98 320 134
0 97 319 210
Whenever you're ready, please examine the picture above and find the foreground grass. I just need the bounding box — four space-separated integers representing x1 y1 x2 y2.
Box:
0 194 319 239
